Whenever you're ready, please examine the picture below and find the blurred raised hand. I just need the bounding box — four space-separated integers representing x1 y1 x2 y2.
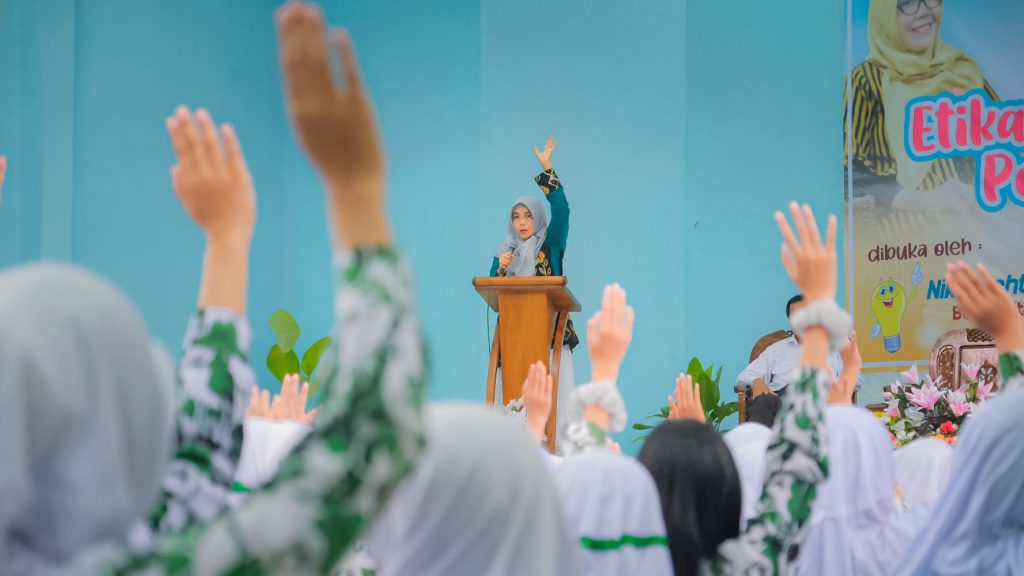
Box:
587 284 635 383
522 361 553 443
947 261 1024 353
668 373 705 422
269 374 319 425
166 106 255 313
276 2 389 248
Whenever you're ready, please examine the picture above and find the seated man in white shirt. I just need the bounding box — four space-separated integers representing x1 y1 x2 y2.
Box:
738 295 845 396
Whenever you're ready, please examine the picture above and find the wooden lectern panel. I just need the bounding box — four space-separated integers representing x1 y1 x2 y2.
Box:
497 292 554 403
473 276 581 453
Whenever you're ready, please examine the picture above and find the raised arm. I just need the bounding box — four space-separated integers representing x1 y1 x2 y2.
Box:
563 284 632 455
829 333 862 405
534 135 570 250
116 3 425 573
711 203 844 574
945 261 1024 389
152 106 258 534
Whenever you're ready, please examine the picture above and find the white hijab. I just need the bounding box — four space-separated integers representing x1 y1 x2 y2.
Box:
899 388 1024 576
0 264 175 573
723 423 773 530
496 195 548 277
800 405 898 576
554 452 673 576
894 437 953 509
366 403 583 575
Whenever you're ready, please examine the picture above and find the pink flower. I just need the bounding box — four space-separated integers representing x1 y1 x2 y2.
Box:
939 420 958 434
907 382 943 410
946 390 974 417
976 380 995 400
900 365 920 383
884 404 901 418
961 362 981 381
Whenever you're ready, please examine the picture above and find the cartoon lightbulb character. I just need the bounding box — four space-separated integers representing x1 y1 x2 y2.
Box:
869 264 922 353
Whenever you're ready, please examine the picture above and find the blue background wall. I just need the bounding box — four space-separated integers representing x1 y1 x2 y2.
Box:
0 0 843 450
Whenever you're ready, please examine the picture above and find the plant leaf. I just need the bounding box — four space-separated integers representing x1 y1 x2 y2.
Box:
301 336 333 377
269 310 301 353
632 422 655 431
714 365 724 386
686 357 703 378
266 344 300 382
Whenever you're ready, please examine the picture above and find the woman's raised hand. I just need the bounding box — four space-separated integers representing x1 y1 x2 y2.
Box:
587 284 635 383
947 261 1024 353
534 135 557 171
775 201 837 302
166 107 255 244
522 361 553 443
276 1 389 248
668 373 705 422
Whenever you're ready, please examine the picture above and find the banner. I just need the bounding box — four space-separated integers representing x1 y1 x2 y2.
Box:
845 0 1024 369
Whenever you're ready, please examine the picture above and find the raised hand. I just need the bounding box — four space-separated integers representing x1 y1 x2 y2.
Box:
166 106 255 313
276 2 389 248
166 107 255 243
587 284 635 382
947 261 1024 353
534 135 557 171
270 374 319 425
840 331 862 374
668 373 705 422
246 386 272 418
0 156 7 200
522 361 553 443
775 201 837 301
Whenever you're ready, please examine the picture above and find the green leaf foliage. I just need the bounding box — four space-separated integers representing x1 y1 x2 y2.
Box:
269 310 301 353
302 336 333 378
633 356 738 444
267 344 300 382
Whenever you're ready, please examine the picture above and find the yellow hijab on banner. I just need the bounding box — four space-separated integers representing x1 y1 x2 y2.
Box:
865 0 984 192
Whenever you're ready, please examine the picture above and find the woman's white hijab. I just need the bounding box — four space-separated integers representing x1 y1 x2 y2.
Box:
554 452 673 576
894 437 953 509
800 405 897 576
496 195 548 277
899 388 1024 576
723 422 772 530
0 264 175 573
366 403 583 575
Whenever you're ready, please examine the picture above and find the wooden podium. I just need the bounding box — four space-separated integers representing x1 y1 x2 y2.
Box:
473 276 582 452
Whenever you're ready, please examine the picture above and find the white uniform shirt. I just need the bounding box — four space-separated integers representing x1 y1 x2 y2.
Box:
737 335 844 392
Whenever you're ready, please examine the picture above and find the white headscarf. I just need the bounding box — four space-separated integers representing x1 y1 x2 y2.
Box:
800 405 898 576
554 452 673 576
496 195 548 277
366 403 583 575
723 423 773 529
899 388 1024 576
894 437 953 509
0 264 175 573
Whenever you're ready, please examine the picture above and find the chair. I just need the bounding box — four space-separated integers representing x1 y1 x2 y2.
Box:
929 328 1000 391
733 330 792 423
866 328 1000 413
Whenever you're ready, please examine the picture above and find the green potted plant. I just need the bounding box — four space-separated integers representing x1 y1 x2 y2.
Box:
632 356 738 441
266 309 333 397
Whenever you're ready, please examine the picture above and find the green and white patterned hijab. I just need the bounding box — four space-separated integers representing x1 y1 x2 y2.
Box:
0 264 175 574
555 451 673 576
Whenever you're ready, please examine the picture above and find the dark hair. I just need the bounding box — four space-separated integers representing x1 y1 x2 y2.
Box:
638 420 742 576
746 394 782 428
785 294 805 318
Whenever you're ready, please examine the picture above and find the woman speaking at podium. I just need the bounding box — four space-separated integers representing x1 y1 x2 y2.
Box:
490 135 578 434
